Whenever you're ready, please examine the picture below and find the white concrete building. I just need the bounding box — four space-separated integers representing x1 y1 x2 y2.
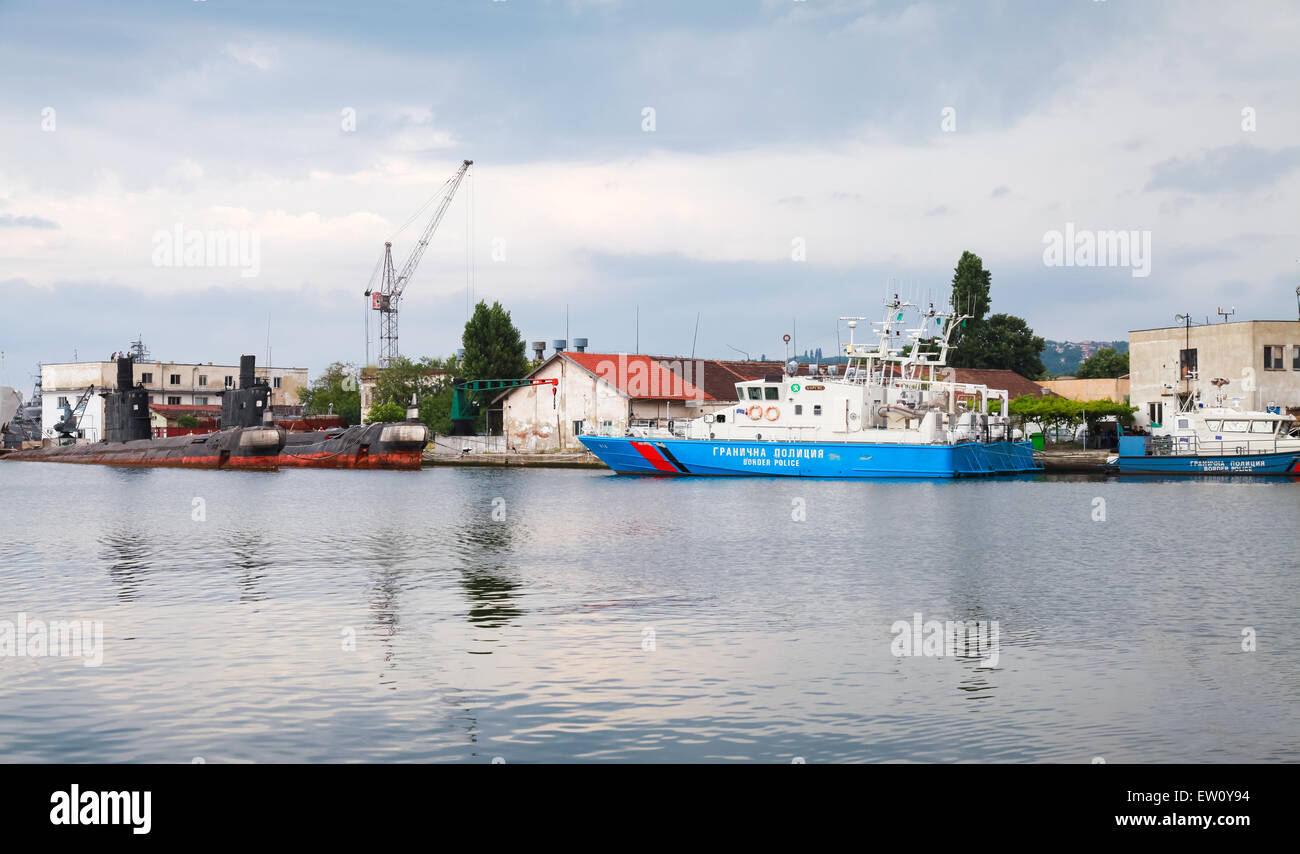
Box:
41 359 308 441
496 352 827 452
1129 320 1300 427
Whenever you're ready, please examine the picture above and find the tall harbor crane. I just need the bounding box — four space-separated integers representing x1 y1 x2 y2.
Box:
365 159 473 369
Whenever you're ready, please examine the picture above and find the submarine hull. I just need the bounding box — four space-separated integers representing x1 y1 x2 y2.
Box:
277 422 429 470
3 426 286 470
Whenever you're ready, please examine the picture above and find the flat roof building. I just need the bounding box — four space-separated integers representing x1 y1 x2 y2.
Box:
1129 319 1300 427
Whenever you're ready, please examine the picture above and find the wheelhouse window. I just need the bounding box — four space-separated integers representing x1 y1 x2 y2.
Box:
1249 420 1276 434
1264 345 1285 370
813 405 822 416
1204 420 1222 431
794 405 803 415
764 386 779 400
1222 420 1249 432
1176 418 1191 430
746 387 762 401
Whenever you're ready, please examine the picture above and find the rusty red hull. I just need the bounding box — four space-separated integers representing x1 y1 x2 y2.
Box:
277 423 429 471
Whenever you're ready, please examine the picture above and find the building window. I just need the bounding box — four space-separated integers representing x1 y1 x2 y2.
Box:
813 405 822 416
198 375 207 386
195 396 208 406
1264 345 1285 370
168 396 181 405
794 405 803 415
572 420 584 435
1149 402 1163 426
169 374 181 385
273 377 281 389
57 396 70 408
225 376 234 388
1293 346 1300 370
764 387 779 400
1178 348 1197 380
141 372 153 384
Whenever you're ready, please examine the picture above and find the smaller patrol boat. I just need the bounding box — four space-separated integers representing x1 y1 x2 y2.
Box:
1110 402 1300 475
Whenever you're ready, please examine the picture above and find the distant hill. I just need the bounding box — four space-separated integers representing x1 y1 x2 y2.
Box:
1040 340 1129 377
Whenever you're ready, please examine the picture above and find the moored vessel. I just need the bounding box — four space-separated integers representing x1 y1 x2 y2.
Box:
1110 405 1300 475
579 298 1040 478
3 355 285 470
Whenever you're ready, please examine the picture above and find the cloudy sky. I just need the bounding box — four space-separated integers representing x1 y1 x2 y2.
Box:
1 0 1297 387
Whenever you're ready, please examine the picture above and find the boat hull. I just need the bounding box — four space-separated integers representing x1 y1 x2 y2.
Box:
277 423 429 470
1 427 285 470
1116 451 1300 475
578 436 1039 478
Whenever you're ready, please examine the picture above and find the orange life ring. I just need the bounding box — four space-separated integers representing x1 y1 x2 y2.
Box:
747 405 764 421
765 406 780 421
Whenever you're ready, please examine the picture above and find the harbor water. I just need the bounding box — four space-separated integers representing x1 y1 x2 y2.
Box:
1 461 1296 763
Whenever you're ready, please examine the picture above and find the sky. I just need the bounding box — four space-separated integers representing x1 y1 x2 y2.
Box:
1 0 1297 389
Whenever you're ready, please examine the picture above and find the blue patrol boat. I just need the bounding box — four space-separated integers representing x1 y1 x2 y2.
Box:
579 299 1040 478
1111 404 1300 475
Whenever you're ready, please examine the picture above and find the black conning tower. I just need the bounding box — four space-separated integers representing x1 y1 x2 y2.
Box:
220 354 271 428
102 356 152 443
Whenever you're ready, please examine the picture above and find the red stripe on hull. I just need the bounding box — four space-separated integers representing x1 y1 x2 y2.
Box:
629 441 678 473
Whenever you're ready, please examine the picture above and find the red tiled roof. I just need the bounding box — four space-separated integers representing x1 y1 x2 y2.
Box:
559 352 712 400
951 369 1052 399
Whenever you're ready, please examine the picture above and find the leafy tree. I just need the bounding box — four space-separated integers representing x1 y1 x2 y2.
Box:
1075 347 1129 379
368 354 458 431
952 313 1046 378
947 250 992 360
943 251 1047 377
298 361 362 425
176 413 200 429
461 300 529 382
459 300 529 430
1001 395 1136 443
364 401 407 424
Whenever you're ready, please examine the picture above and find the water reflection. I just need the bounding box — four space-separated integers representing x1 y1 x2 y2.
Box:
459 564 523 630
227 530 271 603
98 527 154 602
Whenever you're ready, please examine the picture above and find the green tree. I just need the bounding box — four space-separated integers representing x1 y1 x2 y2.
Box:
461 300 529 382
953 313 1046 378
176 413 200 429
298 361 362 425
364 401 407 424
947 250 992 359
1075 347 1129 379
459 300 529 430
369 354 458 430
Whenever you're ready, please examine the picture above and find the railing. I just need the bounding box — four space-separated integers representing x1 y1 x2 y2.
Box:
1146 435 1293 457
